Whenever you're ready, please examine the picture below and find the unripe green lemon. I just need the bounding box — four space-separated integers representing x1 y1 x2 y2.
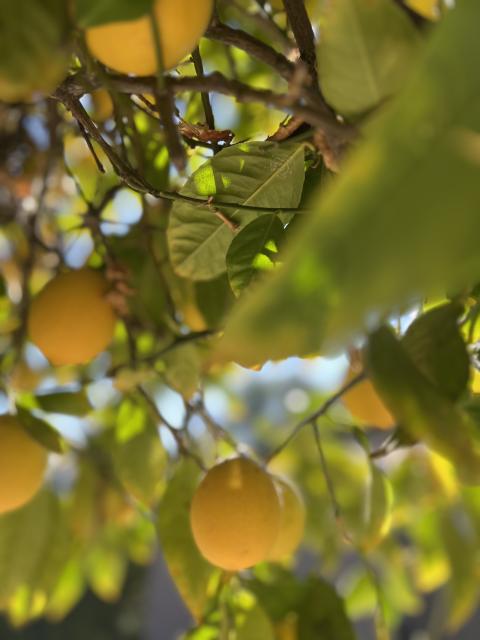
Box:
0 415 48 514
190 457 282 571
28 269 116 366
268 477 306 560
85 0 214 76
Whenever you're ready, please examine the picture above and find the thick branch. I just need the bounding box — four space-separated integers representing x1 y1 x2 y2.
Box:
56 71 355 153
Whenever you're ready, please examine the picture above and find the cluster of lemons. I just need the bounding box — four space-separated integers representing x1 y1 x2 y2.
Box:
0 265 395 574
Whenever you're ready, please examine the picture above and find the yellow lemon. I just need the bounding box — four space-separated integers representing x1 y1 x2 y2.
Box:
190 457 282 571
342 366 394 430
268 477 305 560
85 0 214 76
28 268 116 366
0 415 48 514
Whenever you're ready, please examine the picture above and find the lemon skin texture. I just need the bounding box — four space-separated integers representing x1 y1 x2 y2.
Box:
0 415 48 515
268 477 306 560
342 367 394 429
28 269 116 366
190 457 282 571
85 0 214 76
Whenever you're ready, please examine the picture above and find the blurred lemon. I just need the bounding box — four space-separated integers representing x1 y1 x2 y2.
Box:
0 415 48 514
28 268 116 366
86 0 213 75
190 457 281 570
268 477 305 561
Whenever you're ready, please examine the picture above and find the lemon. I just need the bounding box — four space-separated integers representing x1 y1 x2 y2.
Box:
0 415 48 514
28 268 116 366
85 0 213 76
190 457 281 571
91 89 114 122
342 366 394 429
268 477 305 560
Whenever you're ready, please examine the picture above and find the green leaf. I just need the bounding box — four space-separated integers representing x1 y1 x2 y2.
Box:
156 460 215 620
249 568 355 640
237 602 275 640
35 389 92 416
218 1 480 365
168 142 305 281
195 274 235 329
109 423 166 506
15 406 67 454
0 0 70 103
318 0 421 116
366 326 480 484
76 0 154 28
164 343 201 400
402 303 469 400
226 215 285 297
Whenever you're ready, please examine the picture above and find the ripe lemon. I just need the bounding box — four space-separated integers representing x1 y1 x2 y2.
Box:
91 89 114 122
28 269 116 366
342 366 394 429
85 0 214 76
268 477 305 560
0 415 48 514
190 457 281 571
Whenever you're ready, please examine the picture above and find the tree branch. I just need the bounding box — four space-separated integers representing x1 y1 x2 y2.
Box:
206 17 295 81
282 0 318 83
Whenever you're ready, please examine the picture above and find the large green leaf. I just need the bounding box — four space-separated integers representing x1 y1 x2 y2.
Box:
76 0 154 28
402 303 469 400
318 0 421 116
226 215 285 297
218 1 480 365
366 326 480 484
156 461 215 620
168 142 305 281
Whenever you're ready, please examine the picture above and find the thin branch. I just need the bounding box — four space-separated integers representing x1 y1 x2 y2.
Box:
282 0 319 83
266 372 365 462
191 48 216 131
206 18 295 81
137 386 206 470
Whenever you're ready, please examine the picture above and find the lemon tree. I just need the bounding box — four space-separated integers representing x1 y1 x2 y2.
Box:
1 1 480 638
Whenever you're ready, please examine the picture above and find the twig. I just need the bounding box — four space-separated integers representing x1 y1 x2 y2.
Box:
149 11 186 171
137 386 206 470
266 372 365 462
191 48 216 131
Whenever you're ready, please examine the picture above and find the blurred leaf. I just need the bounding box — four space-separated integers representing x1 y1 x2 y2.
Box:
249 568 355 640
318 0 421 116
0 0 70 103
110 423 166 506
237 602 275 640
0 492 58 607
358 463 393 551
226 215 285 297
15 406 67 454
164 343 201 400
195 274 235 329
402 303 469 400
157 460 215 620
76 0 154 28
35 389 92 416
367 326 480 484
45 557 85 622
86 544 128 603
218 2 480 364
168 142 305 280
